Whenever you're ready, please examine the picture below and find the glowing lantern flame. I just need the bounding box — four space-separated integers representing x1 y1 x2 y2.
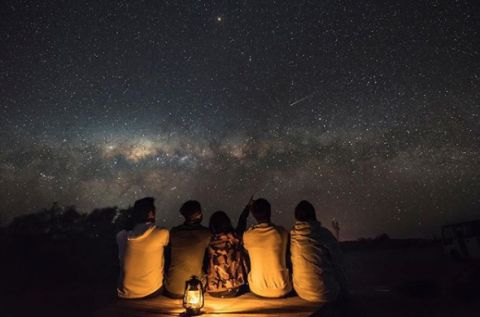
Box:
183 275 204 316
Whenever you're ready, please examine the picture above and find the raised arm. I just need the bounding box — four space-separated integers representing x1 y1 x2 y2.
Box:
236 206 249 236
236 195 254 236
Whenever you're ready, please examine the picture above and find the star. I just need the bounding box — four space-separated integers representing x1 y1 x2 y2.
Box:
0 1 478 239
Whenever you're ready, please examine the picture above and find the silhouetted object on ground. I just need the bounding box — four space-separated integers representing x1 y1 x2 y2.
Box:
116 197 169 299
456 229 470 258
164 200 211 298
243 198 292 298
441 220 480 261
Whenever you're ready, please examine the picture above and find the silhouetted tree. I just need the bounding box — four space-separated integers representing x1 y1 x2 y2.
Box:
85 207 118 239
55 206 85 236
112 206 134 232
8 210 50 235
374 233 390 242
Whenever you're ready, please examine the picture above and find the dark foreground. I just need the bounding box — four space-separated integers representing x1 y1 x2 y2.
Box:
1 235 479 317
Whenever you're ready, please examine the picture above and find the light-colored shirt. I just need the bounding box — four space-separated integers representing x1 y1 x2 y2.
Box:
290 221 344 302
243 222 292 298
165 223 211 296
116 223 169 298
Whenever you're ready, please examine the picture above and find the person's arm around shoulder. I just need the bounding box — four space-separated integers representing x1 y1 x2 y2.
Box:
116 230 127 267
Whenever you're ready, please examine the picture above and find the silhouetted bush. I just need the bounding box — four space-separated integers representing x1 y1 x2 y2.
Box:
84 207 118 239
2 203 135 291
374 233 390 241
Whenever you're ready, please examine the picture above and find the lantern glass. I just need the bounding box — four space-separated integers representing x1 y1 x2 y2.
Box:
183 276 204 316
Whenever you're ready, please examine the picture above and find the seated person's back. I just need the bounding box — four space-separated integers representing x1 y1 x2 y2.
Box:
243 198 292 298
206 210 249 297
165 200 211 297
117 197 169 299
290 200 346 302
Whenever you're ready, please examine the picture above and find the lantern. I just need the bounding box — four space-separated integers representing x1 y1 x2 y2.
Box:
183 275 204 316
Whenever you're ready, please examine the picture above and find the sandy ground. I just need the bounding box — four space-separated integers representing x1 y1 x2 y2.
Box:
95 293 321 317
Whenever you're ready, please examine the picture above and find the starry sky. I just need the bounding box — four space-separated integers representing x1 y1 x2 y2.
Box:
1 0 479 239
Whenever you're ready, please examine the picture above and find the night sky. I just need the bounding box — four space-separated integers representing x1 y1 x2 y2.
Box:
1 1 479 239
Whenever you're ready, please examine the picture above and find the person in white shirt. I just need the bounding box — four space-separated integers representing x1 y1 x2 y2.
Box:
290 200 347 303
116 197 169 299
243 198 292 298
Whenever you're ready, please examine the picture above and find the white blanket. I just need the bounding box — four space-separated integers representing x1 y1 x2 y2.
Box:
290 221 344 302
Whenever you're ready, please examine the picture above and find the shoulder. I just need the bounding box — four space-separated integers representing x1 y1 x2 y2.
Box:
170 224 182 231
273 224 288 234
200 225 212 237
152 227 169 244
199 224 210 231
246 225 256 232
244 225 258 235
116 230 127 243
196 226 211 245
243 226 256 240
153 227 169 236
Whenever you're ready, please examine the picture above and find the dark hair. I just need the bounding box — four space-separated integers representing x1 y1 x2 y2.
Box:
251 198 271 222
209 210 234 234
179 200 202 222
295 200 317 222
132 197 155 224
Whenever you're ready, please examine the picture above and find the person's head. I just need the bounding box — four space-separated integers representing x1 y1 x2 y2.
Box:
251 198 271 223
209 211 234 234
132 197 156 224
179 200 202 224
295 200 317 222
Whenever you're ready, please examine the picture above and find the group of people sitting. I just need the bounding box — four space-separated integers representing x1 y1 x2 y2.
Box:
116 196 347 303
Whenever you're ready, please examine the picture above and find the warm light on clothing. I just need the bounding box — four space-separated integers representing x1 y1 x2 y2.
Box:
206 232 248 295
243 223 292 298
165 223 211 296
116 223 169 299
290 221 344 302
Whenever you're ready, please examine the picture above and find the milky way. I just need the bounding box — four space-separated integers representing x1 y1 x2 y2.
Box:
1 1 479 238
